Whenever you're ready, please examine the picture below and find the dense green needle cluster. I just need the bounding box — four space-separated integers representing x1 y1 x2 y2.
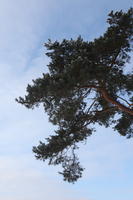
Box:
16 8 133 183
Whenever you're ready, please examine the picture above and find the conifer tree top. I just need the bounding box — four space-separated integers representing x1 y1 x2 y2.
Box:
16 8 133 183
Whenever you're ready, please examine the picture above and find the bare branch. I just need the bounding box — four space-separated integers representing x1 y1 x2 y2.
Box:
86 99 97 113
78 85 133 115
116 96 133 106
92 106 117 114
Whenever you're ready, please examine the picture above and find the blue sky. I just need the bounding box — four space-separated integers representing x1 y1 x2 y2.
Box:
0 0 132 199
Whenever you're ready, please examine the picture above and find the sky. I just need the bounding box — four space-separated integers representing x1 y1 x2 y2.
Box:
0 0 132 200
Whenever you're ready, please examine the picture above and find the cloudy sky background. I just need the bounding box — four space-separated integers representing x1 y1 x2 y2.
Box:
0 0 132 199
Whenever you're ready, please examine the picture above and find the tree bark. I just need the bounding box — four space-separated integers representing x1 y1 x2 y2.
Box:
100 89 133 115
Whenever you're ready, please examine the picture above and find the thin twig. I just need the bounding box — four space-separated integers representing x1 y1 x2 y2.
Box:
86 99 97 113
116 95 133 106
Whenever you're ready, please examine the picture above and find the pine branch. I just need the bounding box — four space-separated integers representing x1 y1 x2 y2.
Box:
79 85 133 115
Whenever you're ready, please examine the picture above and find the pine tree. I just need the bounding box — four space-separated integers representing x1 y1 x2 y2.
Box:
16 8 133 183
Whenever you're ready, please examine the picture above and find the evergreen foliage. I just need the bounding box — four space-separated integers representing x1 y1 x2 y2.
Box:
16 8 133 183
